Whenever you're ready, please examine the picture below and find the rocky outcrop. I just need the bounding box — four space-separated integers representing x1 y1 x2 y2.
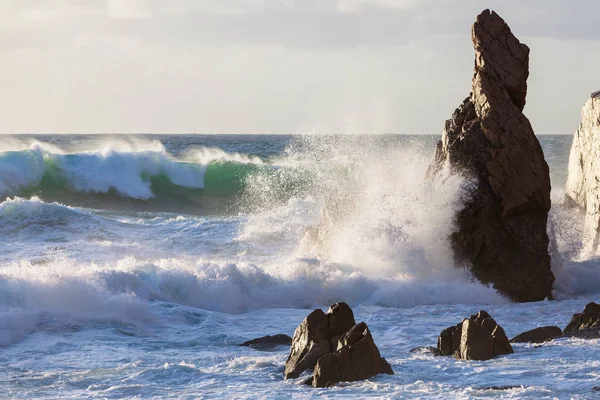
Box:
428 9 554 302
564 302 600 333
510 326 562 343
284 302 356 379
437 310 513 360
566 93 600 256
311 322 393 388
239 334 292 351
284 302 393 387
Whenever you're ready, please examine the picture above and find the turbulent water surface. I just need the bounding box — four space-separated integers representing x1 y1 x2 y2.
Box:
1 134 599 399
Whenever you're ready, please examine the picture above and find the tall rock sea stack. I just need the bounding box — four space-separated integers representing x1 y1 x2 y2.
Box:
428 10 554 302
566 92 600 256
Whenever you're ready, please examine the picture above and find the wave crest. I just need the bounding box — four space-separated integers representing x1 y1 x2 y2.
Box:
0 144 271 213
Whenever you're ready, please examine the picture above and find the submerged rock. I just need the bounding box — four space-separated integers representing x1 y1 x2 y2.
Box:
284 302 393 387
437 310 513 361
566 93 600 256
481 385 524 391
510 326 562 343
564 302 600 333
409 346 442 356
427 9 554 302
239 334 292 351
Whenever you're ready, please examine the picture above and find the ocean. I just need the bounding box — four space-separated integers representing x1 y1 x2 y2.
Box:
1 133 599 399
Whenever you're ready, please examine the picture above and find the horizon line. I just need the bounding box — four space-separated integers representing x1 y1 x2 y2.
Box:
0 132 574 136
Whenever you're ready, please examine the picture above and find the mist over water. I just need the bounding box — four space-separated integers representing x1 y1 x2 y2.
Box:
2 134 599 399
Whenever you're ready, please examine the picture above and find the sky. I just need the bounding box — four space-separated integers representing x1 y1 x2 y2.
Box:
0 0 598 134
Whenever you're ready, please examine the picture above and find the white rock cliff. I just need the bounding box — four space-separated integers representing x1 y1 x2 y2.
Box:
566 93 600 256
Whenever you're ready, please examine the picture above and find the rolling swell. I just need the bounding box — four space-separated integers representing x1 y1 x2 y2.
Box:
0 147 275 214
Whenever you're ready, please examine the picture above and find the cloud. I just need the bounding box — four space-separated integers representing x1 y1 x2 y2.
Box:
336 0 421 13
106 0 152 18
2 0 600 53
0 0 598 134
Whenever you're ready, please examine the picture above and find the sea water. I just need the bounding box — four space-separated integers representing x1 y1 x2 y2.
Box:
1 134 598 399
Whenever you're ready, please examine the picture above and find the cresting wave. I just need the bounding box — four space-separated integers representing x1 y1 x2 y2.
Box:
0 143 270 213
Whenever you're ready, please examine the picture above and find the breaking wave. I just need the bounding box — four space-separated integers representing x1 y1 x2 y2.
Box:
0 144 271 213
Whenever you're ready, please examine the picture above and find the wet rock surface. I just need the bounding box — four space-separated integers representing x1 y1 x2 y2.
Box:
311 322 393 388
510 326 562 343
564 302 600 333
284 302 356 379
239 334 292 351
437 310 513 361
284 302 393 387
427 9 554 302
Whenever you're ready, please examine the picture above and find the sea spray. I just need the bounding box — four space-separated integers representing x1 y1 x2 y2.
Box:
241 134 473 280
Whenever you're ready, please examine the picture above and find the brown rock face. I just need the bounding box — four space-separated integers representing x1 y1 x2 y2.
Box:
437 310 513 361
510 326 562 343
564 302 600 333
239 334 292 351
311 322 393 388
428 9 554 302
284 302 356 379
284 303 393 386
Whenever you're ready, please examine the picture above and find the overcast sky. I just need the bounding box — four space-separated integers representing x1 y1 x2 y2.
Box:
0 0 597 134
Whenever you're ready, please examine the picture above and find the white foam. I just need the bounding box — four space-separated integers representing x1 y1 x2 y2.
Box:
0 253 508 347
0 258 154 346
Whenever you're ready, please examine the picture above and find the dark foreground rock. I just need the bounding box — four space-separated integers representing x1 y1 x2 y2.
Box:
284 302 393 387
510 326 562 343
311 322 393 388
285 302 356 379
239 334 292 351
564 302 600 333
427 9 554 302
437 310 513 360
